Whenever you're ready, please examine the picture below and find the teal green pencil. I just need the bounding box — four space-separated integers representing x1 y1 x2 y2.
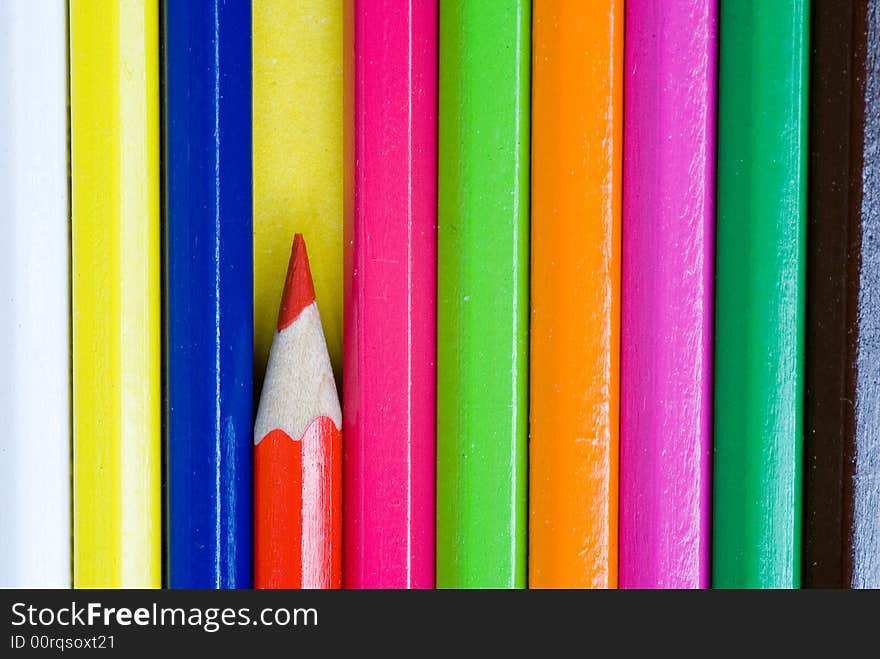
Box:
436 0 530 588
713 1 809 588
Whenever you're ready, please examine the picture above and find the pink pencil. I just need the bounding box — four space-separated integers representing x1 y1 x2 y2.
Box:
620 1 716 588
343 0 437 588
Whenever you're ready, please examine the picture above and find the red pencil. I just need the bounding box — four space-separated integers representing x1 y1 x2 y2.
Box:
254 234 342 589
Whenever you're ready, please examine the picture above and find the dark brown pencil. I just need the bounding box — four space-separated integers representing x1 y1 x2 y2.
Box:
805 0 880 589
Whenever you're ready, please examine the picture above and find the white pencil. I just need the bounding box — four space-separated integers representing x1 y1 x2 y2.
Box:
0 1 70 587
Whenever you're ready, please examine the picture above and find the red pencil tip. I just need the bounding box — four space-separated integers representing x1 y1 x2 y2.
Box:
277 234 316 330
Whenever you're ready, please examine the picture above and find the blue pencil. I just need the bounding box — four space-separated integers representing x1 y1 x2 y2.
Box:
164 0 253 589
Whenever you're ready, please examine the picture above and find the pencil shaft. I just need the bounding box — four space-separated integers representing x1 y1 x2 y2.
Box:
165 0 254 589
529 0 622 589
805 0 880 588
713 0 809 588
343 0 437 588
70 0 162 588
0 0 70 588
620 0 716 589
253 0 344 383
437 0 530 588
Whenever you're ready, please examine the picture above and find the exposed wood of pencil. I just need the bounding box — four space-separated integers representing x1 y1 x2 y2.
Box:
0 0 70 588
805 0 880 589
70 0 162 588
530 0 622 589
256 235 342 589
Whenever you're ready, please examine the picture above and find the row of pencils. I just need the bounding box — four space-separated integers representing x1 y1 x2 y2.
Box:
1 0 878 590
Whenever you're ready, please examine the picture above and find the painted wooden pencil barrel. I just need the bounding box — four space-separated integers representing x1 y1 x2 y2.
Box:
805 0 880 589
0 0 70 588
620 0 716 589
70 0 162 589
164 0 254 589
713 0 809 588
437 0 530 588
529 0 622 589
343 0 437 588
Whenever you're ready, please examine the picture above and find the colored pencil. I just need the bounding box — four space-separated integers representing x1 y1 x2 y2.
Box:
165 0 254 589
619 1 716 589
343 0 437 588
713 0 809 588
805 0 880 589
70 0 161 588
0 0 69 588
529 0 622 589
253 0 344 383
255 235 342 589
437 0 530 589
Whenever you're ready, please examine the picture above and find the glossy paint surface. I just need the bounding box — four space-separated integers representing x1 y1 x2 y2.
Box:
530 0 622 589
70 0 162 588
437 0 530 588
165 0 254 589
344 0 437 589
0 0 70 588
714 0 809 588
805 0 880 589
620 0 716 589
253 0 344 383
255 420 342 589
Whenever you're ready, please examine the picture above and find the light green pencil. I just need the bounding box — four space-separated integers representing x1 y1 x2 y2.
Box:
436 0 530 589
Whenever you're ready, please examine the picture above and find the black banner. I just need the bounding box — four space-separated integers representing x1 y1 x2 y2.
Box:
0 589 875 654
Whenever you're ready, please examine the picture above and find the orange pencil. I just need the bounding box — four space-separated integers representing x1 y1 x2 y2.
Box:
254 234 342 589
529 0 622 588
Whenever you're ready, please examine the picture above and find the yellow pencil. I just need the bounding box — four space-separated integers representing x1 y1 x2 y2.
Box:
70 0 161 588
253 0 344 384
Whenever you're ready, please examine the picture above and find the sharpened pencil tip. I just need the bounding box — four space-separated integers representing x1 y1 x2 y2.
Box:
277 234 317 331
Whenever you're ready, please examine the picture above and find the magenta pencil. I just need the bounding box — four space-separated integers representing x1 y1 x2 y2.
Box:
343 0 437 588
620 1 716 589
